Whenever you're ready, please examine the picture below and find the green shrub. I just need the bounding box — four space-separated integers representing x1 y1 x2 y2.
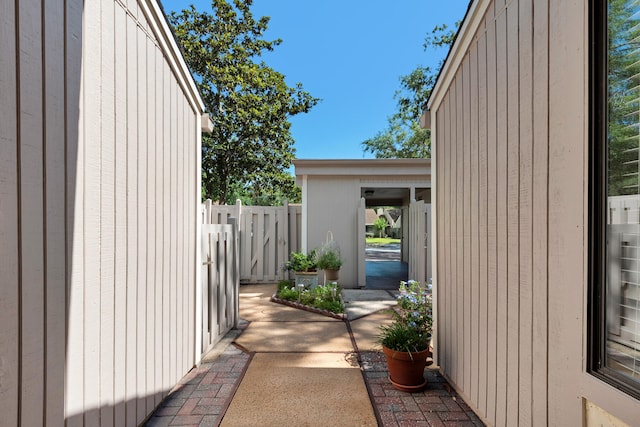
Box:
274 281 344 314
283 251 317 272
316 240 343 270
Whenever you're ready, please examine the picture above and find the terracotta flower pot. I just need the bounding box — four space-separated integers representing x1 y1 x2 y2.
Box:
382 345 431 392
324 268 340 281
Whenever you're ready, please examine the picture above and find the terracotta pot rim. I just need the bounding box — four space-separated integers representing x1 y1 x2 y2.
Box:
382 345 431 360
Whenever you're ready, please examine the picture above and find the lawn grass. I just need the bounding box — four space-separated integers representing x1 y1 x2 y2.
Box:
366 237 401 246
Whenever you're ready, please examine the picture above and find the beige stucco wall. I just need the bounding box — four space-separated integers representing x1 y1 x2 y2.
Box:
427 0 640 425
305 177 363 287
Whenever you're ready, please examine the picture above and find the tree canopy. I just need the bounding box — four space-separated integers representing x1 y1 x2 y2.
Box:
607 0 640 196
169 0 318 204
361 24 458 159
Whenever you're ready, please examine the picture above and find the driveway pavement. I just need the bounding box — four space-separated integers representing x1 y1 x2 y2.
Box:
365 244 408 290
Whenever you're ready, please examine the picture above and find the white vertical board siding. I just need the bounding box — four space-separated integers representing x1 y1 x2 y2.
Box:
546 0 585 423
66 0 85 424
124 5 139 424
44 1 67 425
430 0 550 425
430 0 640 424
113 5 128 425
0 1 20 425
0 0 204 425
19 1 46 426
530 0 549 424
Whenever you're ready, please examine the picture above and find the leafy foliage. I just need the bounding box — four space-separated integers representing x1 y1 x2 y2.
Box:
362 23 459 159
607 0 640 196
378 280 433 353
316 240 343 270
276 281 344 314
283 251 317 272
169 0 318 204
373 217 388 237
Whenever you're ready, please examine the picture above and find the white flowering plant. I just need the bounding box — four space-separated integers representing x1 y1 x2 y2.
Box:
378 280 433 353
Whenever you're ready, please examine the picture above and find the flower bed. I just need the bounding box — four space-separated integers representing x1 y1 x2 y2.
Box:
271 281 345 319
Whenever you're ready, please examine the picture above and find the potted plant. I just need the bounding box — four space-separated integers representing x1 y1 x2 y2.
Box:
284 250 318 288
316 239 343 281
378 280 433 392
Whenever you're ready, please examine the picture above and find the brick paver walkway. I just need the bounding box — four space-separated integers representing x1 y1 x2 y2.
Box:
360 352 485 427
144 345 250 427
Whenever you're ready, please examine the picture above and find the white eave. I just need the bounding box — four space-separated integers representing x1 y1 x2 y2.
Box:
293 158 431 179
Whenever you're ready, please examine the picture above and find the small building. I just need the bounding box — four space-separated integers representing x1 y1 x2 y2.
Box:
0 1 212 425
293 158 432 288
424 0 640 425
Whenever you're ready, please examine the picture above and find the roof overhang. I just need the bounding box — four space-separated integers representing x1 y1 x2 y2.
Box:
293 158 431 178
293 158 431 206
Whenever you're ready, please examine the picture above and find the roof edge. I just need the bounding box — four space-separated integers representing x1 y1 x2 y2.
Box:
426 0 492 113
293 158 430 167
144 0 206 113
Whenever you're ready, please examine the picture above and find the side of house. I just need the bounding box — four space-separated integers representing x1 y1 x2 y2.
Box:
426 0 640 425
0 0 208 425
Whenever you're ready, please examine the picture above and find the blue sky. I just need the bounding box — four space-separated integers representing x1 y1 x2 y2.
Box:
166 0 470 159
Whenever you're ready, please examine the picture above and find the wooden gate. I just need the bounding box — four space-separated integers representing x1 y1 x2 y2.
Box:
201 222 239 356
408 200 431 283
202 200 301 283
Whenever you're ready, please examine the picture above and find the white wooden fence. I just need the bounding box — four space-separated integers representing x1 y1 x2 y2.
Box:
202 200 302 283
606 196 640 376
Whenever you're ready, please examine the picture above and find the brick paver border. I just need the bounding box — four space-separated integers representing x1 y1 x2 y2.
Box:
359 351 485 427
144 343 252 427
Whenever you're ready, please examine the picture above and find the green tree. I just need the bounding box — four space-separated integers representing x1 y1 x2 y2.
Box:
362 24 458 159
607 0 640 196
373 217 388 238
169 0 318 204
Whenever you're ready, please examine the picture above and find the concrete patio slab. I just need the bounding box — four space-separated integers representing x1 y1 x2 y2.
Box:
235 320 354 353
220 352 376 427
342 289 398 320
350 310 395 352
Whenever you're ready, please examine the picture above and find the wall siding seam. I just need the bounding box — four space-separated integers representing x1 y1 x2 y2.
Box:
507 2 521 423
115 0 160 50
40 0 49 422
14 0 23 423
544 0 551 421
62 0 70 420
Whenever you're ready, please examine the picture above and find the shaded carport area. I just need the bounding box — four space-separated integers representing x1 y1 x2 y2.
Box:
365 242 408 289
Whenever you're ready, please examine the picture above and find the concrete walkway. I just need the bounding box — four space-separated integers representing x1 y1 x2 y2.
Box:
144 284 485 427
